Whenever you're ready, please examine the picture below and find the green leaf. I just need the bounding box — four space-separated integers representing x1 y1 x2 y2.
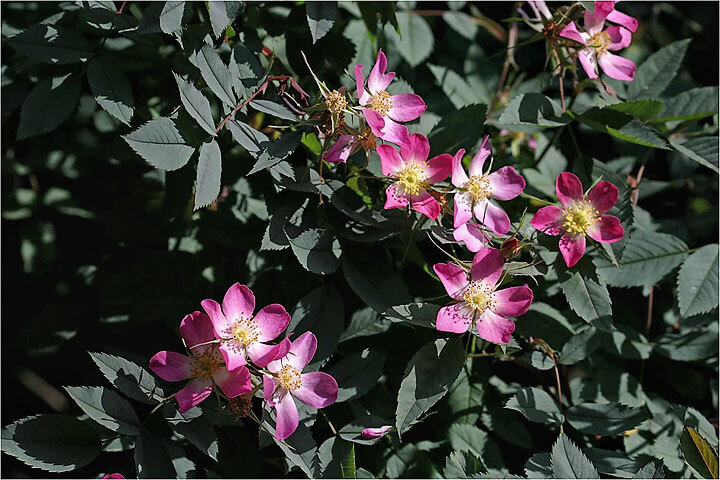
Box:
306 1 337 43
248 131 301 174
428 64 486 109
584 447 645 478
395 338 465 435
88 58 134 125
343 253 411 312
428 104 488 155
249 99 298 121
286 228 341 275
289 286 344 365
159 1 185 34
677 244 719 318
339 415 392 446
194 44 236 107
448 370 484 424
227 119 268 156
680 427 719 479
505 387 565 426
551 433 599 479
444 450 485 478
10 24 93 64
207 1 242 38
671 137 719 174
566 403 650 436
123 117 195 170
559 327 599 364
383 302 438 329
605 100 663 122
341 443 356 479
134 431 176 478
558 261 612 323
576 107 670 149
17 74 80 140
174 73 215 135
525 452 553 478
339 307 392 342
1 415 101 472
653 87 719 123
595 231 689 288
632 460 665 479
386 12 434 67
164 406 218 461
654 325 718 362
498 93 569 128
65 386 141 436
89 352 165 404
328 348 386 403
627 39 691 99
448 423 487 458
261 409 319 477
442 11 478 40
194 139 222 210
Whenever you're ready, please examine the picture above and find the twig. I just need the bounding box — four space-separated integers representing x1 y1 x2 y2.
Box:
646 286 654 336
320 410 337 436
487 22 518 120
117 1 127 14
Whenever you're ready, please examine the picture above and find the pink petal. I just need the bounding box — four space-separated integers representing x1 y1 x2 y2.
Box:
451 148 469 188
529 1 552 19
367 49 395 94
475 311 515 344
598 52 636 81
222 283 255 323
473 199 511 235
376 117 411 147
493 285 534 318
588 215 624 243
607 8 638 33
606 26 632 50
453 192 473 228
255 304 290 342
388 93 426 122
453 222 491 253
584 1 614 34
587 180 619 213
410 189 441 220
530 205 564 236
219 342 247 370
175 378 212 413
246 341 289 367
180 311 216 355
102 474 125 479
559 21 589 45
325 135 356 164
201 298 231 339
468 136 491 177
275 391 300 441
378 144 405 177
425 154 453 184
471 247 505 286
355 64 370 105
363 109 385 136
361 425 392 439
294 372 338 408
212 365 252 398
263 374 278 405
559 234 586 267
286 331 317 370
433 262 470 300
384 183 410 210
436 303 474 334
556 172 584 207
578 48 600 79
399 133 430 163
488 166 526 201
149 351 192 382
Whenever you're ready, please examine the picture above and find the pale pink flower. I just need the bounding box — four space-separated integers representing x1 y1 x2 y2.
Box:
361 425 392 439
263 332 338 441
324 127 377 163
150 311 252 413
379 133 452 220
453 221 492 253
530 172 624 267
434 248 533 344
201 283 291 370
355 49 426 146
452 136 526 235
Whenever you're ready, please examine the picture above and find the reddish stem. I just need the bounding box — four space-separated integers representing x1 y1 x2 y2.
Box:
117 1 127 14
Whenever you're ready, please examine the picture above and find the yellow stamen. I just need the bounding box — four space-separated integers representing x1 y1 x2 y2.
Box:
588 31 612 54
369 90 393 116
562 200 600 237
396 162 428 196
230 317 259 346
190 350 222 380
462 281 496 312
357 127 377 152
325 90 347 115
465 175 492 200
278 364 302 391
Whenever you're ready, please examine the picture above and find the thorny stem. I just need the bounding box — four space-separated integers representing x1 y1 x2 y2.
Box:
215 88 265 133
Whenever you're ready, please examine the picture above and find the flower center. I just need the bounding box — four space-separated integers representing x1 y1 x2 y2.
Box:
589 31 612 54
190 350 222 380
369 90 393 116
462 281 496 312
278 365 302 391
357 127 377 152
466 175 492 200
325 90 347 115
397 162 428 196
229 317 259 346
562 200 599 237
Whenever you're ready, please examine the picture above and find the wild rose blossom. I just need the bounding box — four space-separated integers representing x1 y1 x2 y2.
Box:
324 127 378 163
559 1 636 81
379 133 452 220
202 283 291 370
452 136 526 235
150 311 252 413
263 332 338 441
434 247 533 344
530 172 624 267
453 221 492 253
355 49 426 146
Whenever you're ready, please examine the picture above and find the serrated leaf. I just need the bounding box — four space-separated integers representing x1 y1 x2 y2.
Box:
164 406 218 460
499 93 569 128
207 1 242 38
505 387 565 426
605 99 663 122
10 24 93 64
671 137 719 174
627 39 691 99
442 11 478 40
289 286 344 365
551 433 599 479
159 1 185 34
135 431 176 478
584 447 644 478
249 99 298 121
340 307 391 342
428 64 486 109
680 427 719 479
566 403 650 436
17 74 80 140
654 325 719 362
195 44 236 107
88 58 134 125
194 139 222 209
654 87 719 123
174 73 215 135
306 1 337 43
677 244 719 318
261 409 319 477
123 117 195 170
386 12 433 67
444 450 485 478
448 423 487 458
328 348 386 403
248 131 301 174
428 104 488 155
89 352 165 404
632 460 665 479
558 261 612 323
64 386 141 435
286 228 341 274
576 107 670 149
559 327 599 364
1 415 101 472
227 119 269 156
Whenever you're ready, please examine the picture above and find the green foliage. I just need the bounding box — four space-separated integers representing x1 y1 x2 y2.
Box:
505 387 564 426
123 117 195 170
64 386 141 436
677 244 719 318
626 39 691 100
550 434 599 479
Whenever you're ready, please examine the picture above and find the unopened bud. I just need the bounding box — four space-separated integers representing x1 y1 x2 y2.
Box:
500 238 522 259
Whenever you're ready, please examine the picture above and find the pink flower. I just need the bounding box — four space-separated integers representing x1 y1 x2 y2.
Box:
201 283 291 370
324 128 377 164
434 248 533 344
379 133 452 220
559 2 636 81
263 332 338 441
149 311 252 413
355 49 426 146
102 475 125 479
452 136 526 235
361 425 392 439
603 1 638 33
530 172 624 267
453 221 492 253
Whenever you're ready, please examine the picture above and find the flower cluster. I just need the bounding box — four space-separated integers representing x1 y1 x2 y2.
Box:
150 283 338 441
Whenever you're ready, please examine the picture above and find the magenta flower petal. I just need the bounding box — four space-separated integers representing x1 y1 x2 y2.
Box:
453 222 491 253
384 183 410 210
468 136 491 177
578 48 600 79
588 215 624 243
606 26 632 50
294 372 338 408
149 351 192 381
607 8 638 33
436 303 473 333
470 247 504 286
410 189 441 220
556 172 584 207
325 135 355 164
378 144 405 176
263 374 277 405
201 298 231 339
559 21 589 45
559 234 586 267
180 311 215 354
375 116 411 146
584 1 614 34
453 192 473 228
255 304 290 342
219 342 248 371
355 64 370 105
363 109 385 137
286 331 317 370
598 52 636 81
175 378 213 413
473 199 511 235
388 93 426 122
399 133 430 163
247 341 288 367
361 425 392 439
275 391 300 441
530 205 564 236
425 154 452 184
102 474 125 479
493 285 534 318
367 49 395 94
212 366 252 398
476 310 515 344
433 262 470 300
451 148 469 188
488 166 526 201
587 180 619 213
222 283 255 323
